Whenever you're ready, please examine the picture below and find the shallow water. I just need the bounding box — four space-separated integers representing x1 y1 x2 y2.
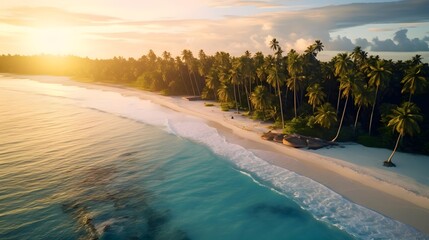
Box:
0 76 427 239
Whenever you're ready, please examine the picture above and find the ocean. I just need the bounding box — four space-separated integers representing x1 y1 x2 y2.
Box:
0 76 427 239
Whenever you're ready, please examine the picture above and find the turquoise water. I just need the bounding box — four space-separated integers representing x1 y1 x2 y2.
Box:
0 76 427 239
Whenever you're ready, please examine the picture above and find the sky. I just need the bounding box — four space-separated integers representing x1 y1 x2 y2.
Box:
0 0 429 59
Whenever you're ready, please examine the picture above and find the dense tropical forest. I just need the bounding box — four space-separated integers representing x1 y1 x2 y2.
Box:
1 39 428 157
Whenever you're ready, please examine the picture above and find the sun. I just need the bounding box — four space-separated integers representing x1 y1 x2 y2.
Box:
27 27 77 55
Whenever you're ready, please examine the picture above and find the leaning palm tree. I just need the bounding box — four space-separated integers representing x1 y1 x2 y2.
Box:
401 64 428 102
352 82 373 131
367 59 391 135
384 102 423 167
314 103 337 129
306 83 326 112
334 53 352 113
331 70 355 142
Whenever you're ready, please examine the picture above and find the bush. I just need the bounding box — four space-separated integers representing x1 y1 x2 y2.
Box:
220 103 231 111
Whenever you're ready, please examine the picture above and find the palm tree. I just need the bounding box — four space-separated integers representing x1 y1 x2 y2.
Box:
352 82 373 131
401 64 428 102
306 83 326 112
240 52 254 112
367 59 391 135
217 83 232 103
314 103 337 129
384 102 423 167
269 38 285 128
332 70 355 142
269 38 280 52
313 40 324 56
205 69 220 100
350 46 368 70
229 59 242 113
411 54 422 65
287 49 302 118
250 85 272 119
182 49 200 95
174 56 191 95
334 53 352 113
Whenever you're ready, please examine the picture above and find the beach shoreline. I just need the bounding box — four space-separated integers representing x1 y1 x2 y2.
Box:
8 74 429 235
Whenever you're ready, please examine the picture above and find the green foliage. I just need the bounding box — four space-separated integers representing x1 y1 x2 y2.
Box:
220 103 232 111
314 103 337 129
204 102 215 107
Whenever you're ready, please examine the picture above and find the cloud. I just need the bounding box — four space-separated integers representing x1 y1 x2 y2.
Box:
355 38 371 49
371 29 429 51
1 0 428 57
371 38 397 51
0 7 119 27
393 29 429 51
285 38 315 52
327 29 429 52
326 36 356 51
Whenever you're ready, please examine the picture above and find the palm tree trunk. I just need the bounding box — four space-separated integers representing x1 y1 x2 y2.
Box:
294 78 297 118
179 70 190 95
187 70 196 96
369 86 379 136
336 88 341 114
238 84 243 106
233 84 239 113
191 71 200 95
275 70 284 128
354 105 362 131
408 93 412 103
386 134 401 163
244 81 252 112
332 95 349 142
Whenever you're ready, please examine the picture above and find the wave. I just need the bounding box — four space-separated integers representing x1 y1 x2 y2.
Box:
1 78 427 239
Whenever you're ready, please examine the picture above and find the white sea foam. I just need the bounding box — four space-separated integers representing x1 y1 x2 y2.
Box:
2 78 428 239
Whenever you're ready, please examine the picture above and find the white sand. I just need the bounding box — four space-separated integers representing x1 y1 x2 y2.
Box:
15 75 429 234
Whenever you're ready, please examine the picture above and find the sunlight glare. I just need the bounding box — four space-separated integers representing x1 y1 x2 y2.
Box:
28 27 77 55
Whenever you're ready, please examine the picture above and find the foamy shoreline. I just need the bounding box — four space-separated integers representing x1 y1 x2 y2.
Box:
9 74 429 235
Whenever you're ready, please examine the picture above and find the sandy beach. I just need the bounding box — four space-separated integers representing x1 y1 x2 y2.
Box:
18 75 429 235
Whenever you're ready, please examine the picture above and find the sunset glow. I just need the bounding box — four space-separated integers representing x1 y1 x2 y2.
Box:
27 27 78 55
0 0 428 58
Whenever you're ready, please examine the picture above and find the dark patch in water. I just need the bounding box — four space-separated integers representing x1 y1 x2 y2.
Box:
251 203 304 220
62 166 191 240
62 201 99 239
79 166 118 188
118 151 139 158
